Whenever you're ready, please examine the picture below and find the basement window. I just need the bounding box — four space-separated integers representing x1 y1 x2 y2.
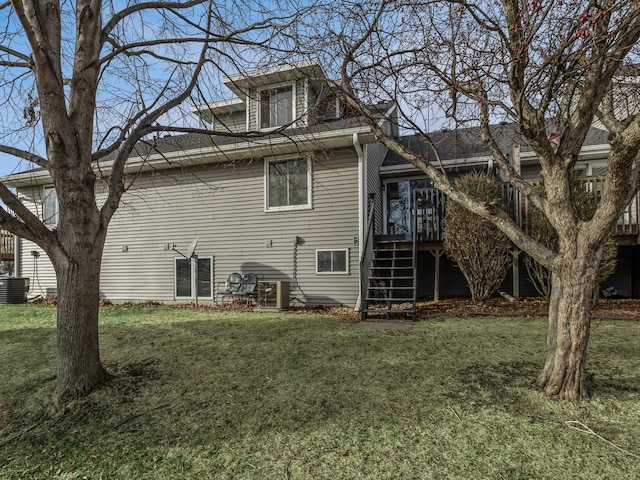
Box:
316 249 349 274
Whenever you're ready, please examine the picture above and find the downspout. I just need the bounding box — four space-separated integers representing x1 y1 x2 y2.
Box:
14 234 21 277
354 132 365 311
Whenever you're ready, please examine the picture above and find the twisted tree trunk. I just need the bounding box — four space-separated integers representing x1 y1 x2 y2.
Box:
538 245 601 401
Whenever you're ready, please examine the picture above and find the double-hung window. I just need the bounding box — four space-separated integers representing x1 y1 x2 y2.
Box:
43 186 59 227
316 249 349 274
266 157 311 211
259 85 293 129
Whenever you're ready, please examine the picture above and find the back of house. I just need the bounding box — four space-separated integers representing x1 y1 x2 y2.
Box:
6 60 392 307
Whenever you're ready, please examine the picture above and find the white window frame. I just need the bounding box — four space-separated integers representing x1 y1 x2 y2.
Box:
43 185 59 227
264 155 313 212
586 160 608 177
316 248 350 275
174 256 213 300
257 82 296 131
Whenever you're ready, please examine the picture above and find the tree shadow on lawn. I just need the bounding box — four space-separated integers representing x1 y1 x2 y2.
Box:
93 319 550 438
5 317 640 448
591 376 640 397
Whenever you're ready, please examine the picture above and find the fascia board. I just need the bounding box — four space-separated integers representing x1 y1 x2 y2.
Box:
223 59 325 98
191 98 245 114
380 143 611 175
380 155 494 175
518 144 611 164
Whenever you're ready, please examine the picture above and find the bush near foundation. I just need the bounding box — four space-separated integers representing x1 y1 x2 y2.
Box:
444 171 512 302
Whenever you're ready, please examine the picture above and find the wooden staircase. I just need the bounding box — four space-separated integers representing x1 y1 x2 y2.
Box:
361 242 417 321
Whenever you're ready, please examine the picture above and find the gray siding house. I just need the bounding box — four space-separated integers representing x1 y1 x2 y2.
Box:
7 60 392 306
4 60 640 310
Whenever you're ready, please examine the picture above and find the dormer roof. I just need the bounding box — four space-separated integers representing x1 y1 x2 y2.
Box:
191 98 245 124
222 58 328 98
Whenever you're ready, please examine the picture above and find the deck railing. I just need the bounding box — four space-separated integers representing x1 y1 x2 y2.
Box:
508 176 640 237
414 188 447 242
0 230 14 261
411 177 640 241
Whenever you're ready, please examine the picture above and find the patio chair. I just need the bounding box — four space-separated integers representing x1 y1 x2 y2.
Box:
232 273 258 305
215 272 243 304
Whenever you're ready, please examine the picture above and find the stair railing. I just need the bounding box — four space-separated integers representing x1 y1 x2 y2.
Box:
411 190 419 320
359 193 376 316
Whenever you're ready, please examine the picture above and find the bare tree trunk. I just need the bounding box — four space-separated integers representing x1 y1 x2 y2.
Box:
53 238 108 401
538 248 600 401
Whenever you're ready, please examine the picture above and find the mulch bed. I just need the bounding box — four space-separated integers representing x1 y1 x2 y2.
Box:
290 297 640 321
32 295 640 321
417 297 640 320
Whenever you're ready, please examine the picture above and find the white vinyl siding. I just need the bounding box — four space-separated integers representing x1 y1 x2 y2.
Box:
16 149 360 306
365 142 388 235
212 110 246 134
14 187 56 296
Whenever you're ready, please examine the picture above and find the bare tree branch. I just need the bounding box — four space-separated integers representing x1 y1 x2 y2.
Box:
0 144 48 167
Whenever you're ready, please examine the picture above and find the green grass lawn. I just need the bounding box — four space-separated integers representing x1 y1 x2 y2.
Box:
1 305 640 479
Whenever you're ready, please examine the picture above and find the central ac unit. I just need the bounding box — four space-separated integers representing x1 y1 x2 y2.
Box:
256 280 290 311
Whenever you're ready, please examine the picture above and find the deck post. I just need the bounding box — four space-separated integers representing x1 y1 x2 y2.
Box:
512 249 521 299
431 248 442 302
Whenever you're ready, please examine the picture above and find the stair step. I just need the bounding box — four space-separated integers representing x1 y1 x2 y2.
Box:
372 259 414 263
371 267 414 271
369 276 414 280
371 265 414 268
365 297 415 302
373 256 413 260
368 285 414 290
372 257 414 261
373 248 413 253
362 308 416 314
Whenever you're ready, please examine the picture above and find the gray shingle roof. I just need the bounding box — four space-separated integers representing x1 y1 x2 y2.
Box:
383 123 611 167
123 115 371 160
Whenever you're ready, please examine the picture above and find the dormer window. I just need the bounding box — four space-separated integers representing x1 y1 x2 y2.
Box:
259 84 294 129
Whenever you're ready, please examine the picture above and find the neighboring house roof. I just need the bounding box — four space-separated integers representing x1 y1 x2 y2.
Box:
382 123 611 173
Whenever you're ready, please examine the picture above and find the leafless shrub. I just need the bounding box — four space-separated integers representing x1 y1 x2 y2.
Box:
444 171 512 303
